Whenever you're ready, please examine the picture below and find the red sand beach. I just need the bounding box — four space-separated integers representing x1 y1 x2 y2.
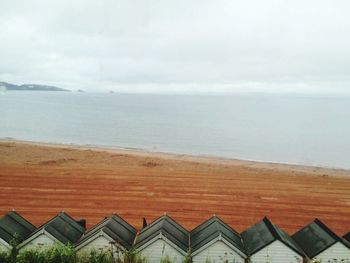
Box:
0 140 349 235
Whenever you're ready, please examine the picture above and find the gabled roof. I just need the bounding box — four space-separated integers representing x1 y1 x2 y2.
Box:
344 232 350 242
190 216 246 255
135 215 189 252
0 211 36 243
292 218 350 258
76 214 137 250
24 212 85 245
241 217 304 256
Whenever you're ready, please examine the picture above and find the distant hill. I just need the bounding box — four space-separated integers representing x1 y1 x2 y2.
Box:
0 81 69 91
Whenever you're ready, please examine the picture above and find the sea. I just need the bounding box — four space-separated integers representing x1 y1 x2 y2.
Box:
1 91 350 169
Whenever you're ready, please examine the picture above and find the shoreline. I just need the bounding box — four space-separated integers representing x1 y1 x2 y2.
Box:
1 138 349 177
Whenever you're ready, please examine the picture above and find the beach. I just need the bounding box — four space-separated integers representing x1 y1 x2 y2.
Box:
0 140 349 235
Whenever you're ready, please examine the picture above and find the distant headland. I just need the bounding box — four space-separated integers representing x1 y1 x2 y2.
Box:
0 81 69 91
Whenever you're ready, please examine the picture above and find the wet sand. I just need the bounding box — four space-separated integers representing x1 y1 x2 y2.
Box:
0 140 349 235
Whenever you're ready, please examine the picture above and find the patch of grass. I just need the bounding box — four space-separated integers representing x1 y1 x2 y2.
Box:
0 251 11 263
76 249 113 263
119 248 146 263
2 243 148 263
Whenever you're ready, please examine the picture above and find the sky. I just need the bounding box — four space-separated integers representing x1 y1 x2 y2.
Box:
0 0 350 93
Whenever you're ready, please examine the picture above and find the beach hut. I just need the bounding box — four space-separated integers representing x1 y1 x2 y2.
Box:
19 212 85 251
134 214 189 263
292 219 350 262
190 216 247 263
344 232 350 242
241 217 305 263
0 211 36 252
75 214 137 257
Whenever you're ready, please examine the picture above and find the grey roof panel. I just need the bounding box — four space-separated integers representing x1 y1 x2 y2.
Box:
0 228 13 244
46 212 85 244
77 214 137 249
344 232 350 243
0 211 36 243
28 212 85 245
241 218 274 255
190 216 246 254
292 219 350 258
241 217 304 256
135 215 189 252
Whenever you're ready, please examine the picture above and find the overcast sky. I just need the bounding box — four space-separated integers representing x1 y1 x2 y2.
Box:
0 0 350 93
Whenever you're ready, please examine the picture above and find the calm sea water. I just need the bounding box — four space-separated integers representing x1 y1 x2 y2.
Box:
1 91 350 169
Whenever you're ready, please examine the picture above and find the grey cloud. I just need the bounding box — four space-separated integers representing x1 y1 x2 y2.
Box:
0 0 350 93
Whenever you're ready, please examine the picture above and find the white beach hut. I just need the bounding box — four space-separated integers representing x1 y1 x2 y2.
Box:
190 216 247 263
292 219 350 262
241 217 305 263
134 215 189 263
75 214 137 258
19 212 85 251
0 211 36 252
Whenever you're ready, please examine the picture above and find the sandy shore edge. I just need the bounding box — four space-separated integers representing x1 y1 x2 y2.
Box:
1 138 349 177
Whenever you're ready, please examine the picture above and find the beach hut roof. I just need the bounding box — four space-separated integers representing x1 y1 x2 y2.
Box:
241 217 304 256
23 212 85 246
190 216 246 254
344 232 350 242
134 214 189 252
292 218 350 258
76 214 137 250
0 211 36 243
